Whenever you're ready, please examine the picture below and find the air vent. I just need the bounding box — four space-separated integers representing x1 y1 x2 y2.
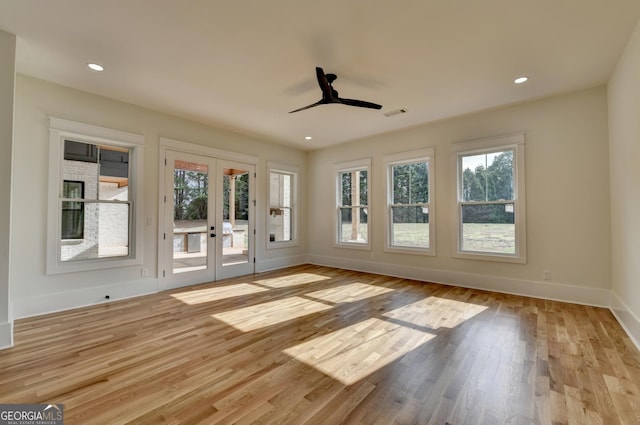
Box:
384 108 407 117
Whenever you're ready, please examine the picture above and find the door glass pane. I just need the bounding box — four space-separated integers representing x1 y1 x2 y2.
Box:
223 168 249 266
173 160 208 274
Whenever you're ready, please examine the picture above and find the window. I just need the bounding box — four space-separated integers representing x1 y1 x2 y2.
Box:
268 164 298 247
454 133 526 263
335 159 370 249
47 118 144 274
384 148 435 255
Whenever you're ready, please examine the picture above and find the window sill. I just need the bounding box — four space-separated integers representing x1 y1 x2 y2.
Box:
384 246 435 256
266 241 299 250
453 250 526 264
61 239 85 245
334 242 371 251
47 256 142 275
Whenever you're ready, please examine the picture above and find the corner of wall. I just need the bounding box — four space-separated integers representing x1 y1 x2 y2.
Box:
256 254 308 273
0 29 16 352
0 320 13 349
610 291 640 351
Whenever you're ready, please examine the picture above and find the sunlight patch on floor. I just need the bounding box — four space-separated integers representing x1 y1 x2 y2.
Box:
383 296 488 329
253 273 331 288
212 296 332 332
171 283 269 305
284 317 435 385
305 282 394 304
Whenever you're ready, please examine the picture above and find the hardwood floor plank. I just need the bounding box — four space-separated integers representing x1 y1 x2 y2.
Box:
2 265 640 424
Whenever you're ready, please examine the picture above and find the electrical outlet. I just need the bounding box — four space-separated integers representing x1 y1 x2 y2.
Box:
543 270 552 281
141 268 149 277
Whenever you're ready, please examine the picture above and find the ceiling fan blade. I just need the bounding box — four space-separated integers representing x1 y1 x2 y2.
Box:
340 98 383 110
316 67 332 97
290 67 381 113
289 100 324 113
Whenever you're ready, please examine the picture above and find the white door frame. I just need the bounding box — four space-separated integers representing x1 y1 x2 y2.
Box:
158 138 258 291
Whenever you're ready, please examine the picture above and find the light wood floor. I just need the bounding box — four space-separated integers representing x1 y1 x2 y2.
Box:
2 265 640 424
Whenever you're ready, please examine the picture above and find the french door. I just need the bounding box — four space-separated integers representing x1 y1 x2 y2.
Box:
216 159 255 279
162 150 254 289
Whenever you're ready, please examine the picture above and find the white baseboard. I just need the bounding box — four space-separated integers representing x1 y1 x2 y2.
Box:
13 278 159 320
256 254 307 273
307 254 610 308
0 321 13 349
12 255 307 321
610 292 640 350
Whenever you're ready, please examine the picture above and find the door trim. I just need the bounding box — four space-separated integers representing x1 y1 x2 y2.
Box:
157 138 258 290
160 137 258 164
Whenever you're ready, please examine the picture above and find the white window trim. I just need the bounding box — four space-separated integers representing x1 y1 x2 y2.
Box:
266 161 299 249
334 158 371 250
452 133 526 263
383 148 435 256
46 118 145 274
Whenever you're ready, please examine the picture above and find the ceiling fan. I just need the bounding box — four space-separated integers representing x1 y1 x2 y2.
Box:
289 67 382 113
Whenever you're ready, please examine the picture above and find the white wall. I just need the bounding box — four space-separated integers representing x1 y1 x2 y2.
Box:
308 86 612 306
11 74 307 318
0 30 15 348
608 20 640 345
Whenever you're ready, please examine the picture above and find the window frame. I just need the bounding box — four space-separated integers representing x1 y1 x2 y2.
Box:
266 162 299 249
47 118 144 274
452 133 526 263
334 158 371 250
384 148 435 256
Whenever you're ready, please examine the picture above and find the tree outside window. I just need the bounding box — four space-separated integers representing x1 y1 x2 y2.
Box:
454 133 526 263
336 159 370 248
389 161 430 249
384 148 435 255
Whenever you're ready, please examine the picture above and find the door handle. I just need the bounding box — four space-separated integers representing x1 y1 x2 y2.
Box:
210 233 216 238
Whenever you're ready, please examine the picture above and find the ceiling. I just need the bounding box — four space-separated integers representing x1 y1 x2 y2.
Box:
1 1 639 150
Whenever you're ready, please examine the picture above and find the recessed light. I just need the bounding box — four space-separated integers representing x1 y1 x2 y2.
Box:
384 108 408 117
514 76 529 84
87 63 104 72
305 136 312 140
